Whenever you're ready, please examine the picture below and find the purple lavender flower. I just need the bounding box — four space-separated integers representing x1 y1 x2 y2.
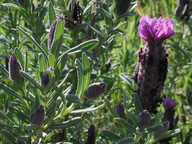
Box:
163 97 178 110
138 15 175 44
86 124 96 144
133 15 175 113
138 110 151 128
115 102 126 119
84 82 106 100
31 105 45 125
8 53 23 84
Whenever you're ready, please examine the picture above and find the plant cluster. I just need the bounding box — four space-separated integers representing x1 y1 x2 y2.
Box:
0 0 192 144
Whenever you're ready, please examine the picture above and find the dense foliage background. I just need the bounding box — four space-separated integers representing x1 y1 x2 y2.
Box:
0 0 191 143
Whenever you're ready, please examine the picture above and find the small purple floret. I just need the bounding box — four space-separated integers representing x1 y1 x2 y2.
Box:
163 97 178 110
138 15 175 44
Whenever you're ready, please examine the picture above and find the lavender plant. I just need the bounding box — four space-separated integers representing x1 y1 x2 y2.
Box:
0 0 191 144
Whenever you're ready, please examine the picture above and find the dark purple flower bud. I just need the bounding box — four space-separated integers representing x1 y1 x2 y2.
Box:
138 15 175 44
84 82 106 100
162 121 170 132
64 16 76 30
105 60 111 71
41 67 54 86
115 102 126 119
174 0 190 21
86 124 96 144
8 53 23 83
163 97 178 110
116 0 131 16
18 138 26 144
36 2 42 9
73 1 82 24
138 110 151 128
5 57 9 71
41 72 49 86
48 16 64 49
31 105 45 125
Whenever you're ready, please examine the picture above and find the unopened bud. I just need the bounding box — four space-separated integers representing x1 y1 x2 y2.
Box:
41 67 54 86
138 110 151 128
105 60 111 71
86 124 96 144
31 105 45 125
115 102 126 119
8 53 23 83
116 0 131 16
84 82 106 100
18 138 26 144
73 1 82 24
41 72 49 86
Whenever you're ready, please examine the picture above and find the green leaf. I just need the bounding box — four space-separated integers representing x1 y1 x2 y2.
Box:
75 59 84 98
49 20 64 58
9 106 29 123
38 53 46 74
0 83 24 104
0 64 9 76
49 117 81 129
15 48 24 68
0 112 14 124
55 53 68 81
133 92 143 114
66 94 81 104
59 39 99 59
20 71 42 90
96 8 113 25
81 53 91 99
48 1 56 26
1 3 21 10
119 73 134 90
1 129 17 144
114 118 136 133
48 54 56 68
71 103 105 114
117 138 138 144
126 111 138 127
151 128 181 143
102 130 121 142
17 27 48 60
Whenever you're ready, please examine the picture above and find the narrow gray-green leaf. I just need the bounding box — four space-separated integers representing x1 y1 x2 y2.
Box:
66 94 81 104
102 130 121 142
49 117 81 129
48 54 56 67
81 52 90 99
48 1 56 26
114 118 136 133
152 128 181 143
0 112 14 124
1 130 17 144
59 39 99 59
0 83 24 103
0 64 9 76
15 48 24 68
71 103 105 114
75 59 84 98
20 71 42 90
117 138 138 144
38 53 46 74
17 27 48 60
